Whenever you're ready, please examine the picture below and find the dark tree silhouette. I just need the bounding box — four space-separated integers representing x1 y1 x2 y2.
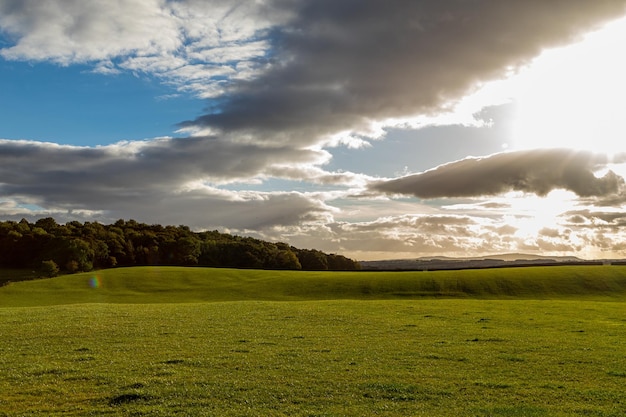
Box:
0 219 360 275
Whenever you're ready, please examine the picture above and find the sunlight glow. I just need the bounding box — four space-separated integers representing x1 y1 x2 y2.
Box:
392 16 626 154
506 190 578 237
509 17 626 154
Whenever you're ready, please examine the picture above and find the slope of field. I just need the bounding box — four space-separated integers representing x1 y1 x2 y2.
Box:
2 265 626 307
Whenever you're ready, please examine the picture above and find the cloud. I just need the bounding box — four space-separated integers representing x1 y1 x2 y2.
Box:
252 213 532 260
3 0 624 141
183 0 626 145
0 137 325 187
0 0 281 97
562 209 626 229
2 1 626 261
371 149 625 199
0 0 181 63
3 136 626 260
252 205 626 260
0 187 335 232
0 131 389 234
0 136 378 193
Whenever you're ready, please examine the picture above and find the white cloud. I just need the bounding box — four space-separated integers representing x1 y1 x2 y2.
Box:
186 40 269 64
0 0 279 97
0 0 181 63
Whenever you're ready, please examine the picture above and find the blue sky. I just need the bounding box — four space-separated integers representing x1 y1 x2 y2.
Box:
0 61 204 144
2 0 626 261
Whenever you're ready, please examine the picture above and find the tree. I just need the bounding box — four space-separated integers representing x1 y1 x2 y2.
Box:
327 254 360 270
176 236 201 265
65 260 80 273
297 249 329 270
16 218 30 234
62 239 94 272
274 249 302 269
0 218 359 272
90 240 111 269
35 217 58 233
40 260 60 278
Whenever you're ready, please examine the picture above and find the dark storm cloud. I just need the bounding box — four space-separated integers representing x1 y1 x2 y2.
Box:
183 0 626 144
371 149 625 199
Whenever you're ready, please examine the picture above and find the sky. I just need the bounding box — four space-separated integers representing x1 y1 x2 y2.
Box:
1 1 626 261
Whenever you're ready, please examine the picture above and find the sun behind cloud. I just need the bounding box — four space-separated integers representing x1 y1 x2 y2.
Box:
509 16 626 154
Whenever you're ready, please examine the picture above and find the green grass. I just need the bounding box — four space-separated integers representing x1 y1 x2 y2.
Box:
1 266 626 415
2 265 626 307
1 300 625 416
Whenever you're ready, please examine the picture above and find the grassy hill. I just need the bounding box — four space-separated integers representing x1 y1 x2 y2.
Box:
2 265 626 307
1 266 626 416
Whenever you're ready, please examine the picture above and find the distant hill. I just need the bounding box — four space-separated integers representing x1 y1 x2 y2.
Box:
359 253 604 271
418 253 583 262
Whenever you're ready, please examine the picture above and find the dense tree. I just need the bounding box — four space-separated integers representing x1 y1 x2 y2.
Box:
35 217 58 233
296 249 329 270
0 219 360 274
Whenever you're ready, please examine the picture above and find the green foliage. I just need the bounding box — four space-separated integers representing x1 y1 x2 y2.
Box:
0 219 359 274
34 217 58 232
40 260 59 278
0 300 625 416
297 248 329 270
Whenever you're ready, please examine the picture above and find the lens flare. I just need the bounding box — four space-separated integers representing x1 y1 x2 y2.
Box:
89 276 101 289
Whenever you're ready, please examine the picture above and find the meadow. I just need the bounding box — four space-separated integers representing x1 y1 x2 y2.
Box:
1 266 625 416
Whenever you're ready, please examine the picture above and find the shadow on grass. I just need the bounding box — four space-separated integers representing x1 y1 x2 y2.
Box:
109 393 153 406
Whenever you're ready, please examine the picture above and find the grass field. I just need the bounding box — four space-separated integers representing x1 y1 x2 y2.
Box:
2 265 626 307
1 266 626 416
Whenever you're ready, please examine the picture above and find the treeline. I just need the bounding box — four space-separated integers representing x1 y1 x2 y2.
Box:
0 218 359 275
